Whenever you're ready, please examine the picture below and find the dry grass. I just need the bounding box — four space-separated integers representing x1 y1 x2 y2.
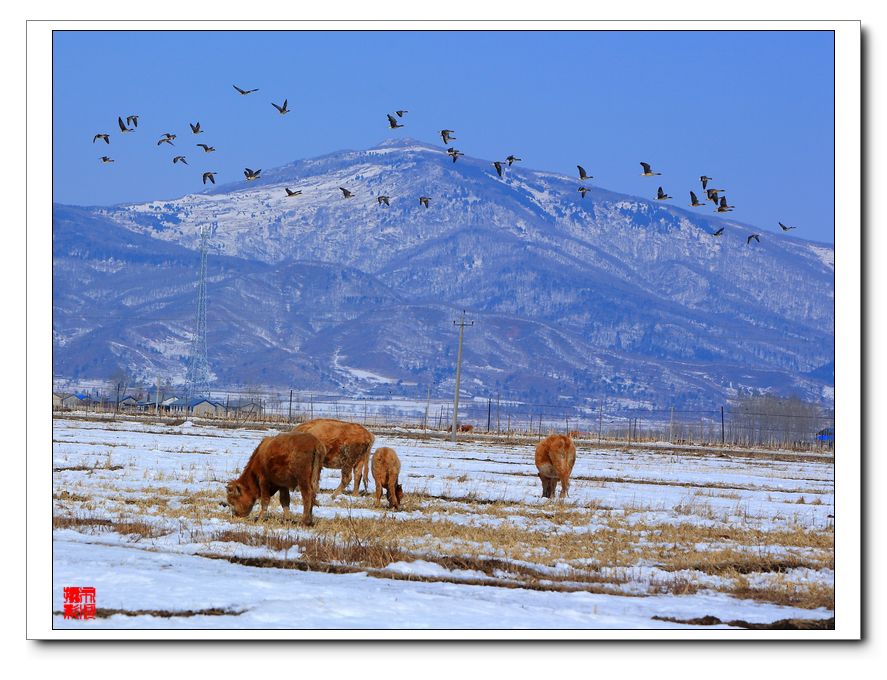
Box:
651 614 834 630
52 423 834 610
55 607 243 619
53 514 171 539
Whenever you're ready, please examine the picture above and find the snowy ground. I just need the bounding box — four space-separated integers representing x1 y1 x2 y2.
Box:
52 417 835 630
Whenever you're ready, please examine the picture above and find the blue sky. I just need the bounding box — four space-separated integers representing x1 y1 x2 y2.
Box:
53 30 835 242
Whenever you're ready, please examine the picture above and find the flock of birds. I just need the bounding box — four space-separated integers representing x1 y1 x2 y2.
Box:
92 85 801 244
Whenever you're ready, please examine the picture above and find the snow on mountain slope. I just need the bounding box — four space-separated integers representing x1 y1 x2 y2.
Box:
53 138 834 407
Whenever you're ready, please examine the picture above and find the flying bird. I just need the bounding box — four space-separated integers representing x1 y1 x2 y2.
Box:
716 196 734 212
706 188 724 203
161 133 176 141
779 222 797 231
173 156 188 165
377 195 390 206
419 196 431 208
506 155 522 166
493 161 504 178
117 116 133 133
202 171 217 184
656 186 672 200
92 133 110 144
441 129 456 144
447 147 464 163
700 175 713 190
196 144 215 153
747 234 761 244
271 99 291 114
395 110 408 117
339 187 354 198
126 115 139 128
285 188 302 197
689 191 706 207
578 187 591 199
99 156 114 163
233 84 259 95
640 162 661 176
243 168 261 181
711 227 725 236
157 137 175 146
189 122 203 134
387 113 403 129
577 165 593 181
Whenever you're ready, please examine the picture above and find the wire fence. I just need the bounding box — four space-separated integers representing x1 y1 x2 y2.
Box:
52 384 836 452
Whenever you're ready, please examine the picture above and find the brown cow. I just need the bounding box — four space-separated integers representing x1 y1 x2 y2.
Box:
534 434 576 499
225 430 325 525
459 424 474 432
294 418 375 498
351 446 371 494
371 446 403 510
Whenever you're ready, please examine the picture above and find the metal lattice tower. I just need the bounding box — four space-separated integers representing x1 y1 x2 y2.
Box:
185 225 212 397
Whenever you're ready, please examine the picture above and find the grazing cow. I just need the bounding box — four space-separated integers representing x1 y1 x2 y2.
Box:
568 430 582 438
225 431 325 525
534 434 577 499
294 418 375 497
459 424 474 432
371 447 403 510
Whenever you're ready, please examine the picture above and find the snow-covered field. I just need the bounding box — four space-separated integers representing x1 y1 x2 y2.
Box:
52 417 835 630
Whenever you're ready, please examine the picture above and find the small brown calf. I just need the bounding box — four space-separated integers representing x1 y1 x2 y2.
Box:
371 447 403 510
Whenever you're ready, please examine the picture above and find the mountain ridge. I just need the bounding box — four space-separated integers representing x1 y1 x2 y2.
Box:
52 138 834 408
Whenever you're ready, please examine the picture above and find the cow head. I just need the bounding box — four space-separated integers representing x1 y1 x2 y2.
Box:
225 480 255 518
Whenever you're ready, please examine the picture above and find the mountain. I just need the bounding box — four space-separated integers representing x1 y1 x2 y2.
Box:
52 138 835 409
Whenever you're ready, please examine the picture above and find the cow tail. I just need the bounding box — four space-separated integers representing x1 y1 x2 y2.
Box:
311 442 325 499
364 433 375 492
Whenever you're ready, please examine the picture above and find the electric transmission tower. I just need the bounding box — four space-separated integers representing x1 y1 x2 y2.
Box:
185 224 212 397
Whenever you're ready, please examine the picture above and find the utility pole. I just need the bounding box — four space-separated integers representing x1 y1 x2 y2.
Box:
450 310 473 442
496 392 501 434
288 389 293 422
155 375 160 417
721 406 725 446
669 405 675 443
487 397 492 432
424 385 432 431
598 403 603 444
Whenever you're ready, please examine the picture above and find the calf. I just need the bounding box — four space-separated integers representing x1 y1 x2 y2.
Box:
225 430 325 525
371 447 404 510
295 419 375 498
534 434 576 499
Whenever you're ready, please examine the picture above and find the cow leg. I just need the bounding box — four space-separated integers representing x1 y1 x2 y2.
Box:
279 487 291 522
331 465 353 499
559 475 570 499
297 479 314 526
539 474 552 498
374 480 383 508
257 484 271 521
351 461 363 496
388 474 399 510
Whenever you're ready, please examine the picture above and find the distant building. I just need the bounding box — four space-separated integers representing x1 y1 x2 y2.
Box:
167 396 224 417
225 398 264 418
117 395 138 410
816 427 835 446
188 397 223 417
58 393 91 409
